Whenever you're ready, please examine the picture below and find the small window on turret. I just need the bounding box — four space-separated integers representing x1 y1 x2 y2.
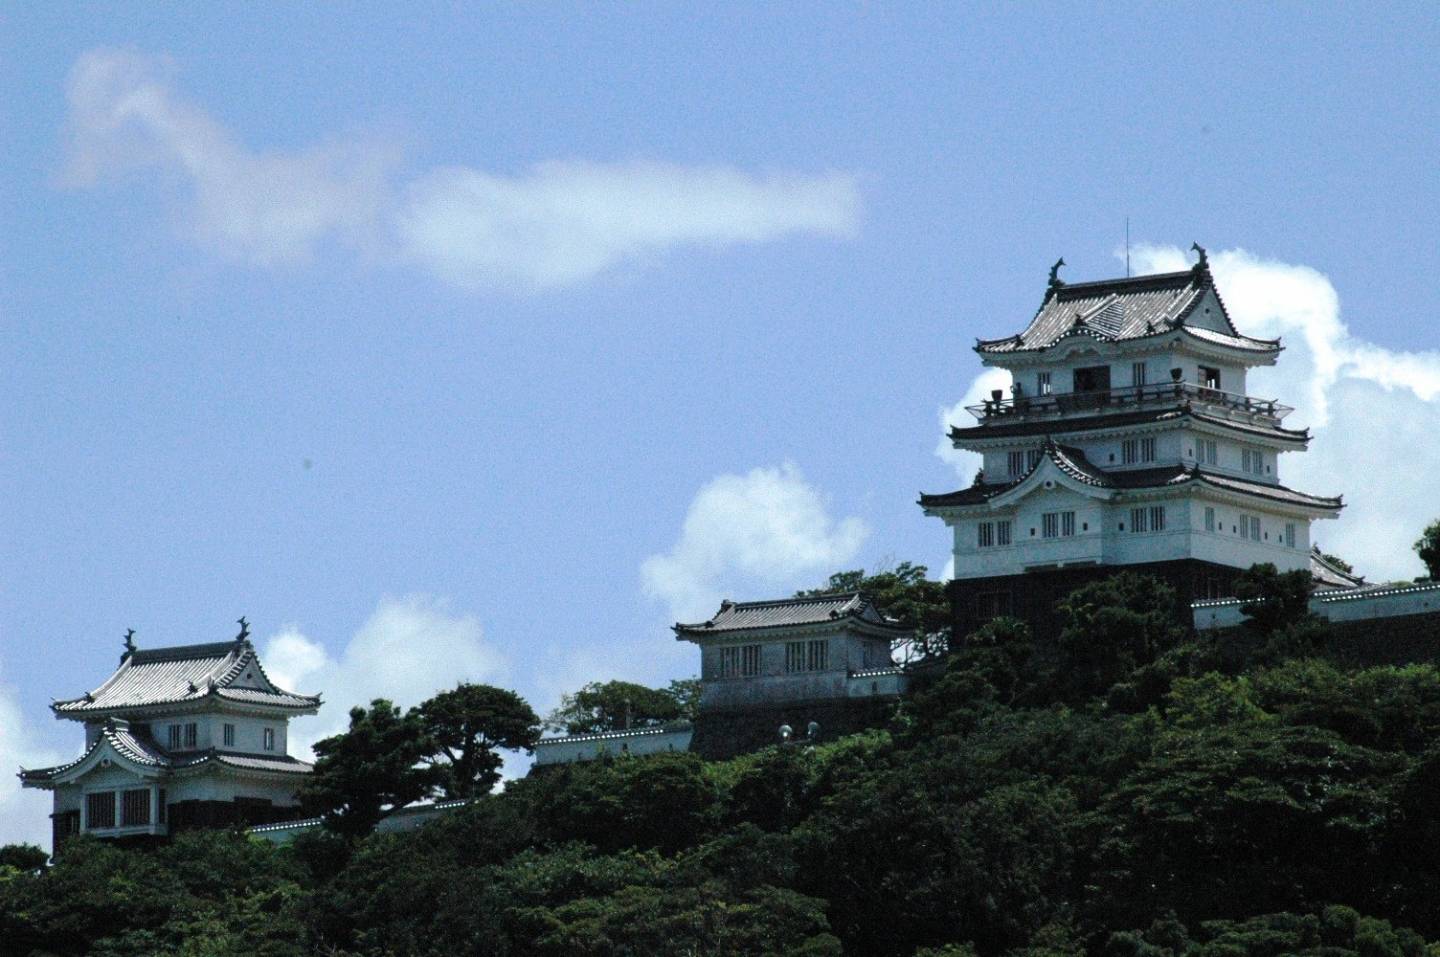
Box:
1037 371 1052 395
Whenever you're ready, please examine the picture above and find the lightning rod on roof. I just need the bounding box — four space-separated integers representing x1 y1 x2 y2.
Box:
1125 217 1130 277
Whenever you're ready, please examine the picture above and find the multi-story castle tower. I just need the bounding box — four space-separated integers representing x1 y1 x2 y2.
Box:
921 249 1344 637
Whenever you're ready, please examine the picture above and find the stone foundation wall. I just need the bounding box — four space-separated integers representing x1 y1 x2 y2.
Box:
690 697 897 761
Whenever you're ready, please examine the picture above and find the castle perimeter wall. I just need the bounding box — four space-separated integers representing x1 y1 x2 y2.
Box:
1193 581 1440 632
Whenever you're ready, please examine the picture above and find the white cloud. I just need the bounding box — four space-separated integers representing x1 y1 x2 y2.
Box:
61 48 861 291
397 162 858 291
641 462 869 623
938 244 1440 582
263 595 508 756
935 366 1012 480
0 659 63 849
63 49 393 265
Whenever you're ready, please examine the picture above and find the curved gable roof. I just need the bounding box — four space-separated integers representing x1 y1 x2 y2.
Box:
53 638 320 716
674 591 905 639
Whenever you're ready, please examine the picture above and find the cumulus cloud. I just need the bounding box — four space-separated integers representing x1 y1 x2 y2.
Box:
263 595 508 756
0 659 63 849
61 48 861 290
641 462 868 623
937 244 1440 582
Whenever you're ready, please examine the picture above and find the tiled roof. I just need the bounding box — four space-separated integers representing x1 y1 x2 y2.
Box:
950 406 1310 444
1310 547 1366 591
53 637 320 716
920 442 1341 512
674 592 905 637
20 720 313 784
976 265 1278 355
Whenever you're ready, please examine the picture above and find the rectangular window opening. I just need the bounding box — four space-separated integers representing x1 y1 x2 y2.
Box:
1205 506 1216 532
263 728 275 752
223 723 235 747
741 644 761 677
1037 371 1052 396
86 791 116 830
121 788 150 827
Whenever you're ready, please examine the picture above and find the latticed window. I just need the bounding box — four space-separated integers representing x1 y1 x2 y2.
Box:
1149 506 1166 531
1132 362 1147 387
121 788 150 827
720 646 742 677
1037 371 1052 395
86 791 116 829
1285 523 1296 548
263 728 275 751
167 724 181 749
785 640 829 673
977 522 995 548
1200 440 1218 465
1007 451 1025 476
741 644 761 677
997 520 1012 546
184 723 197 748
223 723 235 747
1026 449 1042 470
1130 507 1149 533
1042 511 1074 539
1205 507 1216 532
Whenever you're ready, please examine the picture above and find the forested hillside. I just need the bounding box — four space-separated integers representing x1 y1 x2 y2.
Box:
4 567 1440 956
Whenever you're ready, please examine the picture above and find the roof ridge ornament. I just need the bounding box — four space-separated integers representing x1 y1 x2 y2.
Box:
1047 257 1066 295
235 616 250 643
1191 242 1209 272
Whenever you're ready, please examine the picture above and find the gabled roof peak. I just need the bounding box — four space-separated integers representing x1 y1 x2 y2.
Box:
674 590 905 638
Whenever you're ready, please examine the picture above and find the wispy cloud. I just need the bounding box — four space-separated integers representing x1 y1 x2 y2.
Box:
936 245 1440 582
641 462 868 623
61 48 861 291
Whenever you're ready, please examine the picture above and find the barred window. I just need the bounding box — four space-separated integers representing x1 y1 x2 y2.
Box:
1007 451 1025 476
1132 362 1147 387
741 644 761 677
223 723 235 747
1122 439 1138 465
1130 507 1149 533
1140 437 1156 462
1149 506 1166 531
1242 449 1265 475
1205 507 1216 532
1285 523 1296 548
167 724 181 750
720 646 742 677
1062 511 1076 536
1200 440 1218 465
978 521 994 548
86 791 116 829
183 723 197 749
1037 371 1052 395
997 520 1012 546
121 788 150 827
785 640 829 673
1042 513 1058 538
1026 449 1043 470
263 728 275 751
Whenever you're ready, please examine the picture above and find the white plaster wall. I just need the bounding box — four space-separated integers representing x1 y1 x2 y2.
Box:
532 727 694 765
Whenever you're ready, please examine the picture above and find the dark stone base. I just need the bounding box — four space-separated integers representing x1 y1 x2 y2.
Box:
167 798 305 833
690 697 898 761
1323 611 1440 665
949 559 1243 640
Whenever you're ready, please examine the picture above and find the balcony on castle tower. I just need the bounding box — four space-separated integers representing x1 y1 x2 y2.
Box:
967 376 1293 430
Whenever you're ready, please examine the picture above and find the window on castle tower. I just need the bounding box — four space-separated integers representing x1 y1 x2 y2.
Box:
786 640 829 673
978 522 995 548
1042 511 1075 538
167 724 181 749
121 788 150 827
1149 506 1166 531
1027 449 1043 470
997 520 1012 546
1285 523 1296 548
720 646 741 677
86 791 116 829
1007 451 1024 476
263 728 275 751
1122 438 1156 465
1130 507 1148 533
1132 362 1147 387
223 723 235 747
1200 440 1218 465
1201 366 1222 390
1205 507 1216 532
742 644 761 676
1037 371 1052 395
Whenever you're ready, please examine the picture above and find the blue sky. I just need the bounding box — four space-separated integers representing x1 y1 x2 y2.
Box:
3 5 1440 843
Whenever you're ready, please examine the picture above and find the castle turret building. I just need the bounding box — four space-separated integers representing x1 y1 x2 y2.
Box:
921 251 1343 636
20 624 319 850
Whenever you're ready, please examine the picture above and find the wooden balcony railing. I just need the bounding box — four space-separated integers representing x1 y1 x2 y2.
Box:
966 381 1293 423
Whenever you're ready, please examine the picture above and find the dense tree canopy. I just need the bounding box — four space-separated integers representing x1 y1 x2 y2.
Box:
7 565 1440 956
1416 517 1440 579
798 561 951 659
545 679 689 734
416 683 541 798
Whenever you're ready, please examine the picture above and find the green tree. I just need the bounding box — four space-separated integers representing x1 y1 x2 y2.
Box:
1051 573 1187 702
415 683 540 798
1234 562 1315 634
300 699 445 837
1415 518 1440 579
546 679 685 734
0 844 48 873
799 561 951 658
